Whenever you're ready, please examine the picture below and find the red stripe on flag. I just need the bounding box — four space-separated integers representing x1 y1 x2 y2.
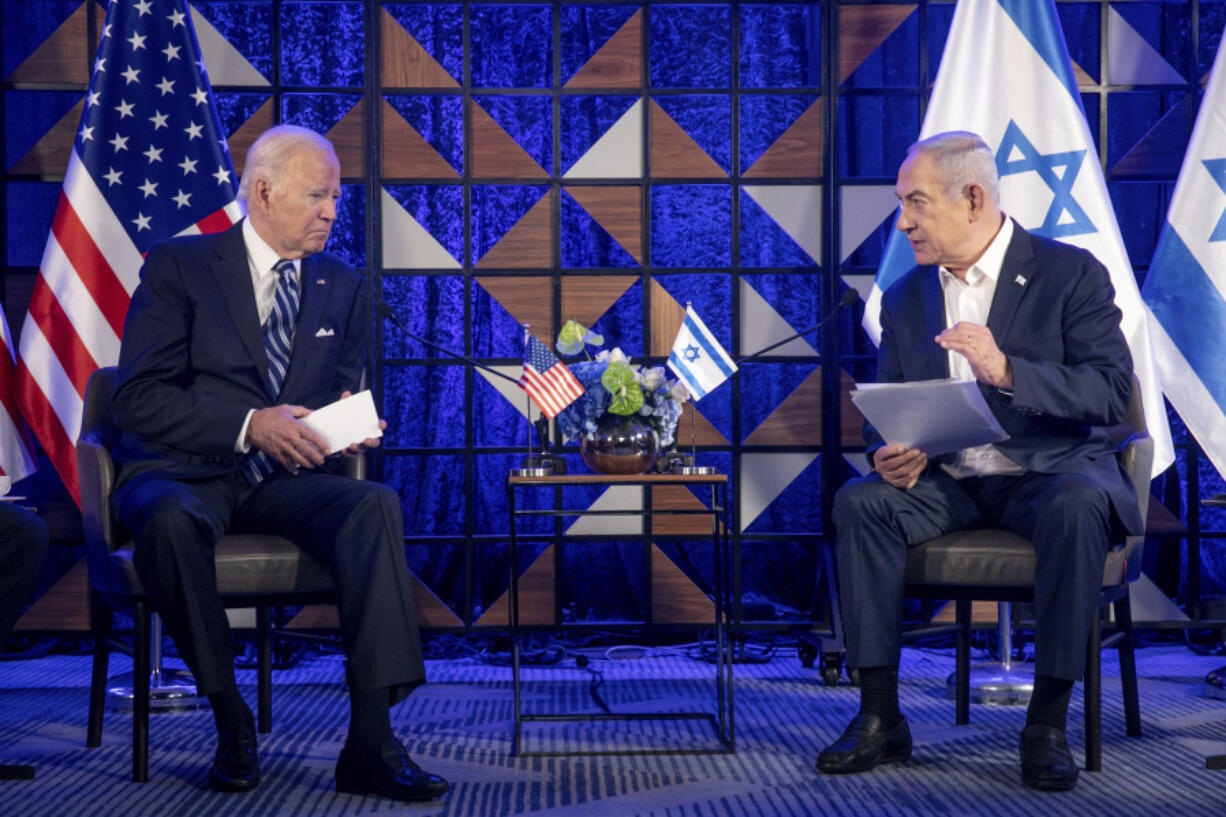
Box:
50 195 130 338
0 346 36 460
13 369 80 506
195 205 236 234
27 277 99 399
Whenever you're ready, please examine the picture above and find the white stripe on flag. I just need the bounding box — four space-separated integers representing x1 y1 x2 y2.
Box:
18 318 84 448
37 232 122 368
62 151 144 296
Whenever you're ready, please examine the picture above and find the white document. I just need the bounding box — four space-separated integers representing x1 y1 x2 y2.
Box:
849 378 1008 456
300 390 383 454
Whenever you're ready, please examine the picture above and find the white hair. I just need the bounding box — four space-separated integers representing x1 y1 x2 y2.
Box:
907 131 1000 206
238 124 336 203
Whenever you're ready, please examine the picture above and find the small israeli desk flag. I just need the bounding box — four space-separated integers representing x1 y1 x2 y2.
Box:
667 306 737 400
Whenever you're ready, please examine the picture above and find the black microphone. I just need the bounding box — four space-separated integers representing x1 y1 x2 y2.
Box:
375 300 520 384
736 289 859 364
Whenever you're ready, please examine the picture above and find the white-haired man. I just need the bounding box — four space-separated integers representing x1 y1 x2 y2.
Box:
818 131 1141 791
111 125 447 801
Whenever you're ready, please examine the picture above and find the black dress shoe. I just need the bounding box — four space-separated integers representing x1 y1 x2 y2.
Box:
208 723 259 793
817 714 912 774
335 738 449 802
1019 724 1078 791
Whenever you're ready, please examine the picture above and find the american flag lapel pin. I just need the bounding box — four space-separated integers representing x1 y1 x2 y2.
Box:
1014 274 1027 287
316 278 326 285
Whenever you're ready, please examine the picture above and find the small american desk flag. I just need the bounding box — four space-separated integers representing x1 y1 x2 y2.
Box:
14 0 242 504
519 335 584 418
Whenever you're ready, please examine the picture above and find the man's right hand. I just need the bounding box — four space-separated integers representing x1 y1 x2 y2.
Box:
872 444 927 490
246 404 329 474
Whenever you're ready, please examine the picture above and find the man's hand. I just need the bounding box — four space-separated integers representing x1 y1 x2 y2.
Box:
246 404 329 474
872 444 927 490
935 321 1013 390
337 390 387 456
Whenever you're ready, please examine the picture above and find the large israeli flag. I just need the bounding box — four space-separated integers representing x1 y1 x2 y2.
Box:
1142 26 1226 479
864 0 1174 476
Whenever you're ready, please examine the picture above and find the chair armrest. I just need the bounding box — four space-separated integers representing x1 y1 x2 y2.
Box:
76 435 120 583
1118 431 1154 531
342 450 367 480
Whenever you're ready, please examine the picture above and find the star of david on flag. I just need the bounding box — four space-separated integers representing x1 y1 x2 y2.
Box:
13 0 242 505
1142 21 1226 480
520 335 585 418
667 306 736 401
863 0 1173 477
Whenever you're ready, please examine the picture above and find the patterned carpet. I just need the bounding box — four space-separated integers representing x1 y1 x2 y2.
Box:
2 642 1225 816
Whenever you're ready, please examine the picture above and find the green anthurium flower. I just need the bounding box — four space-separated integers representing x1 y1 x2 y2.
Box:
603 359 644 415
557 319 605 356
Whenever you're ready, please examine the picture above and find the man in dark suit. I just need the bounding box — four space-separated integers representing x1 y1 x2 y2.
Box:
111 125 447 801
816 131 1141 792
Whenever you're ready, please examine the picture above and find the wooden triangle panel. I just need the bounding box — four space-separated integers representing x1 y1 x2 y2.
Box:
381 99 460 178
565 8 643 89
475 276 554 343
7 2 104 83
1071 60 1095 87
324 98 366 177
227 98 276 177
931 600 998 625
475 545 557 626
674 402 729 446
560 275 637 329
380 8 460 88
650 544 715 623
743 367 862 447
649 100 726 178
476 190 554 268
650 486 726 537
470 99 549 179
743 99 823 178
286 573 461 629
10 98 84 175
1111 96 1193 178
563 185 643 264
838 5 916 85
15 558 89 631
648 279 686 356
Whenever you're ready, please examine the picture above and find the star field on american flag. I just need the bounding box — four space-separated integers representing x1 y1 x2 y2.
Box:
519 335 584 419
77 0 238 251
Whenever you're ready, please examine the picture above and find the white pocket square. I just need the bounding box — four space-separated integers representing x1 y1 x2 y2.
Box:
315 327 336 337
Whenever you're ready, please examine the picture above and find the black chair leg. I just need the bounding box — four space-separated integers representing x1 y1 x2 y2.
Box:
955 599 971 725
132 601 151 783
1084 613 1102 773
87 591 111 748
257 606 272 734
1114 592 1142 738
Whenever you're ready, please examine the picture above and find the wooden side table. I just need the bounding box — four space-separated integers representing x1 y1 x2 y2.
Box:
505 473 733 756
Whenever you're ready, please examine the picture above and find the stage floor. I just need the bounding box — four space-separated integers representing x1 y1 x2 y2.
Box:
2 641 1225 816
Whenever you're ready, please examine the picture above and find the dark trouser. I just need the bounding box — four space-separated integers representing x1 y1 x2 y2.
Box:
0 503 50 643
833 467 1111 681
114 470 424 703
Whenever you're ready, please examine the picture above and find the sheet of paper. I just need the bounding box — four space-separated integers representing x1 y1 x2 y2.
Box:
849 378 1008 456
299 390 382 454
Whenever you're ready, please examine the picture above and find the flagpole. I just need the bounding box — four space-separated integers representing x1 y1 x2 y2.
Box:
671 302 716 475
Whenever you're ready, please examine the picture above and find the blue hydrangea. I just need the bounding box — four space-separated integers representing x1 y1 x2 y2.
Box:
554 351 684 446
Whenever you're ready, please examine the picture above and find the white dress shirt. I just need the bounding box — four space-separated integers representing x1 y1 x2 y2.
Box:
235 220 302 452
937 216 1024 479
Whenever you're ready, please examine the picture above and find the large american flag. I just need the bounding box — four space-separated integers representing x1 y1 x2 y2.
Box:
14 0 242 505
519 335 584 418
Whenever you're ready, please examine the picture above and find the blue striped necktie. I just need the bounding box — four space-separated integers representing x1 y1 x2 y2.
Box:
244 258 301 483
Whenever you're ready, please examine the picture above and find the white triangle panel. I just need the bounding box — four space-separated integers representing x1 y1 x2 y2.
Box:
840 185 899 263
566 486 644 535
739 452 818 532
475 366 531 421
738 279 816 358
842 452 870 476
189 5 270 87
380 189 462 269
840 273 876 304
1107 8 1185 85
564 99 644 179
742 185 821 263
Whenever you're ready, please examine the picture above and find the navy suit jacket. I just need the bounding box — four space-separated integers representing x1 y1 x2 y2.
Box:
871 221 1143 535
111 220 368 500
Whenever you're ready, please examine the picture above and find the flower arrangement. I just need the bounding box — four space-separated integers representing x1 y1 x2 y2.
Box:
552 320 689 448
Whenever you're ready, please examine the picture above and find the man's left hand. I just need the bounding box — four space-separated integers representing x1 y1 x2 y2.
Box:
337 390 387 456
935 321 1013 390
